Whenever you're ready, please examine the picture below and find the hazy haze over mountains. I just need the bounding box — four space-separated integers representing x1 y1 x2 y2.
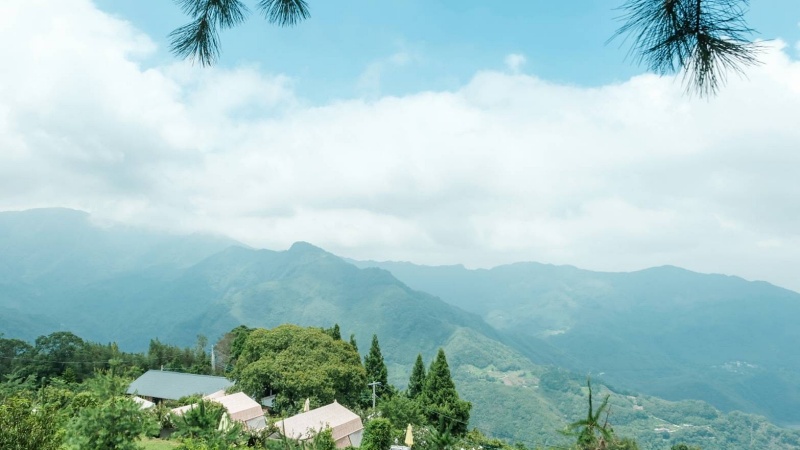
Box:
2 208 800 449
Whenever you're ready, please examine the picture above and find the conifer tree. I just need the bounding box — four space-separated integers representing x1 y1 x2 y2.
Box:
349 334 359 353
407 354 426 399
421 348 471 435
324 324 342 340
364 334 388 398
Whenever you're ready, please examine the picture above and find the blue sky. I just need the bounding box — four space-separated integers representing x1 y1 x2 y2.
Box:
2 0 800 292
96 0 800 101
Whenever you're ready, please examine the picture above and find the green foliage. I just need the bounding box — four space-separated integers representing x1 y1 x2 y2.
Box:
169 0 309 66
363 260 800 428
407 354 426 399
314 427 337 450
420 349 471 436
364 334 389 398
349 334 359 353
671 444 702 450
148 337 211 374
563 379 613 450
560 379 645 450
171 399 241 446
324 324 342 341
65 395 157 450
61 369 157 450
0 394 63 450
0 336 33 380
612 0 760 97
607 438 640 450
378 393 426 431
426 424 456 450
232 324 366 413
362 418 394 450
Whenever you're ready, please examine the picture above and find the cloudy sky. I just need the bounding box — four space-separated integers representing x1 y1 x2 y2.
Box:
2 0 800 291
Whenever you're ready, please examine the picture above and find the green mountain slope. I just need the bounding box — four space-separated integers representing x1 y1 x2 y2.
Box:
2 208 800 449
351 260 800 427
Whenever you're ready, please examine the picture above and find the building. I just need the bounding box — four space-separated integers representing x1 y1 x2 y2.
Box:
273 401 364 448
171 391 268 431
211 391 268 431
126 369 233 403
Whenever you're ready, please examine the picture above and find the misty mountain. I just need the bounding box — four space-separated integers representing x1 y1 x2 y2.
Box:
350 259 800 426
3 208 800 449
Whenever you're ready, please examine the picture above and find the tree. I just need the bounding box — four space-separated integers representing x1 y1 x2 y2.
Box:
171 399 242 448
64 369 158 450
378 394 425 431
24 331 89 383
0 395 63 450
563 379 613 450
314 427 337 450
364 334 389 398
324 324 342 341
407 354 426 399
562 378 642 450
349 334 359 353
65 396 156 450
419 349 471 436
170 0 761 96
0 336 33 380
671 445 702 450
231 324 366 413
361 418 393 450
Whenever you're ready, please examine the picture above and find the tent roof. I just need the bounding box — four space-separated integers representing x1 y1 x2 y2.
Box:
274 401 363 442
126 370 233 400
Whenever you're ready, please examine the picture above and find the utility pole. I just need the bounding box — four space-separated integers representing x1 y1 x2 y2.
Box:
368 381 382 410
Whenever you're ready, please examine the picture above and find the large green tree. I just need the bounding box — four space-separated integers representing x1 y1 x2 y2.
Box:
170 0 760 96
231 324 366 413
0 335 33 380
364 334 389 398
407 354 426 399
419 348 471 436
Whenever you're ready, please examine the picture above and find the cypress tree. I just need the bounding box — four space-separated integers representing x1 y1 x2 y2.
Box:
407 354 426 399
421 348 471 435
349 334 359 353
322 324 342 340
364 334 388 397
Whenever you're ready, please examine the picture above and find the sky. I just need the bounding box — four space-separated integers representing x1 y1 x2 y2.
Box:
1 0 800 291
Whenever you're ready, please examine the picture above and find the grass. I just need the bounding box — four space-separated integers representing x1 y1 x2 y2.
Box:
140 437 180 450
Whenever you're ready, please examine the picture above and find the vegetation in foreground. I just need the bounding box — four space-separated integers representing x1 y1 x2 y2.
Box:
1 325 794 450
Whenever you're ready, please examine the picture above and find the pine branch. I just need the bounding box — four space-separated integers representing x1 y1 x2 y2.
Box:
611 0 761 97
169 0 250 66
258 0 310 27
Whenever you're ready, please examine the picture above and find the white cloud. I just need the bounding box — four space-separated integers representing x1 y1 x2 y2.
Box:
504 53 527 73
357 50 413 96
2 0 800 292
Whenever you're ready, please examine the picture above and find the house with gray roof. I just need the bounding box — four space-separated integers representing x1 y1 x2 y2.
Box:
126 369 233 403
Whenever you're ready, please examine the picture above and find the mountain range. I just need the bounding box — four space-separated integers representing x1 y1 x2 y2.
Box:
2 208 800 450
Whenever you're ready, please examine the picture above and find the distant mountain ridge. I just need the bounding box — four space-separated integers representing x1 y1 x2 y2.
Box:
2 208 800 449
350 258 800 427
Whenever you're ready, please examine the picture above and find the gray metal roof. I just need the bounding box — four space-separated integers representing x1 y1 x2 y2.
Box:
126 370 234 400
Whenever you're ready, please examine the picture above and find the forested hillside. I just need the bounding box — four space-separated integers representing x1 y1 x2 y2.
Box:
352 260 800 427
2 208 800 449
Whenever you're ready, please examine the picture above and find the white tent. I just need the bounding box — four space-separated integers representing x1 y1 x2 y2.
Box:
274 401 364 448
